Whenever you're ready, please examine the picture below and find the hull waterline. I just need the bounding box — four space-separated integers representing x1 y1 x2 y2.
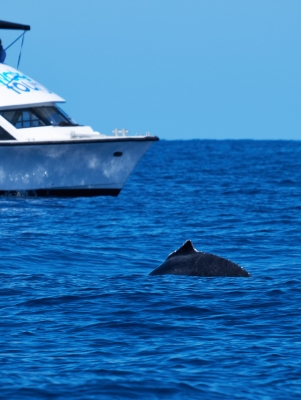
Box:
0 137 157 197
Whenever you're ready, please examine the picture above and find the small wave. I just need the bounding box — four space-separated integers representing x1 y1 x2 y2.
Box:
164 306 211 315
18 295 82 307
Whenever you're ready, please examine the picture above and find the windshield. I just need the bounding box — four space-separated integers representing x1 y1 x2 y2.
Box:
0 106 78 129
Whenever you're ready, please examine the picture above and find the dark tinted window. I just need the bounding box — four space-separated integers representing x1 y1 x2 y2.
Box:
1 109 45 129
0 107 78 129
0 125 16 140
36 107 77 126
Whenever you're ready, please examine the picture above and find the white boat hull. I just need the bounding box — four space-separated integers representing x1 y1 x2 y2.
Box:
0 137 157 196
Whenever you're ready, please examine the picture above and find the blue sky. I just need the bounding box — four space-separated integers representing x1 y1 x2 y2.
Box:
2 0 301 140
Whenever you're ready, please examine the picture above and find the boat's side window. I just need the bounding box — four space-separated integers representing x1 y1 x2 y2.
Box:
1 109 46 129
0 110 19 126
0 126 16 140
16 110 46 128
0 107 78 129
35 107 78 127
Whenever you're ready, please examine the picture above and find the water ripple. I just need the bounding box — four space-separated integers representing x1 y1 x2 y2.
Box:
0 141 300 398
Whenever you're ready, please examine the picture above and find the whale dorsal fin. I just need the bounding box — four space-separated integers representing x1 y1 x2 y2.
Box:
167 240 197 260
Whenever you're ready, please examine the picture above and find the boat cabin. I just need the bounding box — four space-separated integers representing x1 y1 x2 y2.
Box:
0 64 102 141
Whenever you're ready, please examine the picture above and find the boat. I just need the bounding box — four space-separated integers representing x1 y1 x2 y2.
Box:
0 20 158 197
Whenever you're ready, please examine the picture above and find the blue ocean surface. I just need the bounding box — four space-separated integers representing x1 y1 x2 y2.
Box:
0 140 301 399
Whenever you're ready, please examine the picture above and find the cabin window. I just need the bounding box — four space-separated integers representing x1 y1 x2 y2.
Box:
1 109 46 128
38 107 77 126
0 107 78 129
18 110 43 128
0 126 16 140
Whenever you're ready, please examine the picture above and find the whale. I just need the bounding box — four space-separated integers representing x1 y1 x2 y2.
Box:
149 240 251 277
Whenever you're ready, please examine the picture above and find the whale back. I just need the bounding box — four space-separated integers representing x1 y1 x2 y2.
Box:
149 240 251 277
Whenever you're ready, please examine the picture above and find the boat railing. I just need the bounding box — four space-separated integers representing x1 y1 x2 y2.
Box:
112 129 151 137
112 128 128 137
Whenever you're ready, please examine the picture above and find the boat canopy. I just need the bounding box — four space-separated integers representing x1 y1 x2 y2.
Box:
0 64 65 109
0 20 30 31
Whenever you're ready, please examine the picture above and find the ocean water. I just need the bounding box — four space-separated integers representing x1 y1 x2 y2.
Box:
0 140 301 399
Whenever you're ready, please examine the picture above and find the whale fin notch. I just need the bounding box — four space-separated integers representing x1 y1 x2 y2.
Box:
167 240 197 260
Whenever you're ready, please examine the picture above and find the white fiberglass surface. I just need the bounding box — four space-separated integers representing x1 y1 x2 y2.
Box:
0 140 153 191
0 64 64 108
